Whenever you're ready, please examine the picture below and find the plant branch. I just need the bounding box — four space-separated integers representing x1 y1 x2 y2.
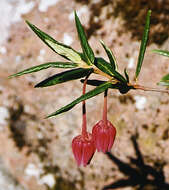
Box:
132 84 169 94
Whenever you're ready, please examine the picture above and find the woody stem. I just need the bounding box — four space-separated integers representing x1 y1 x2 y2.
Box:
133 84 169 94
103 89 108 125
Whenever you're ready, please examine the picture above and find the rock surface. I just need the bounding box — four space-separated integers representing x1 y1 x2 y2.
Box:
0 0 169 190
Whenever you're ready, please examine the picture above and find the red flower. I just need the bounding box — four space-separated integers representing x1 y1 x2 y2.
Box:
72 73 95 166
92 120 116 153
92 89 116 153
72 133 96 166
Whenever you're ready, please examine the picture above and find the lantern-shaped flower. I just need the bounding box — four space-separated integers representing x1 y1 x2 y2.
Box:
72 73 96 166
72 133 95 166
92 119 116 153
92 89 116 153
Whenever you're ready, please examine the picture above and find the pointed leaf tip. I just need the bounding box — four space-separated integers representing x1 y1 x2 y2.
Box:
34 68 93 88
152 49 169 57
8 62 78 78
124 68 129 83
157 81 169 86
100 40 117 70
158 73 169 86
26 20 83 64
74 10 95 65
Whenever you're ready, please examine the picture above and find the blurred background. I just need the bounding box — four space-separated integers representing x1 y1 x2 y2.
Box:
0 0 169 190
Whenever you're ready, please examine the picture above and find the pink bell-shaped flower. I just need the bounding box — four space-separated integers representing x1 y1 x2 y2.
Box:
72 73 95 166
72 133 96 166
92 89 116 153
92 119 116 153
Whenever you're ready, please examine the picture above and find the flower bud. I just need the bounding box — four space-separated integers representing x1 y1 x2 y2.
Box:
92 120 116 153
72 133 96 166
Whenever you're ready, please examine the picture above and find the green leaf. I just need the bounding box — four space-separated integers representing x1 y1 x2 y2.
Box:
135 10 151 79
80 79 122 89
74 11 95 65
124 68 129 83
94 57 113 76
26 21 84 65
81 79 132 94
100 40 117 70
81 79 107 86
157 81 169 86
95 57 127 83
8 62 78 78
35 68 93 87
46 82 112 118
161 74 169 82
157 74 169 86
152 49 169 57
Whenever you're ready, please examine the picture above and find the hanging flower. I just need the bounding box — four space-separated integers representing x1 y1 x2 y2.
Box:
72 73 96 166
72 133 95 166
92 89 116 153
92 119 116 153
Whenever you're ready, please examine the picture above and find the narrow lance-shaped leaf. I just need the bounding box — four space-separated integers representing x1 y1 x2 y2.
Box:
135 10 151 79
35 68 93 88
80 79 121 89
157 73 169 86
74 11 95 65
26 21 84 64
94 57 127 83
161 74 169 82
8 62 78 78
81 79 108 87
46 82 112 118
157 81 169 86
152 49 169 58
100 40 118 70
124 68 129 83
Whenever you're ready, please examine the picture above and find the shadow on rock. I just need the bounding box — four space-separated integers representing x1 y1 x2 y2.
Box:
103 134 169 190
74 0 169 45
